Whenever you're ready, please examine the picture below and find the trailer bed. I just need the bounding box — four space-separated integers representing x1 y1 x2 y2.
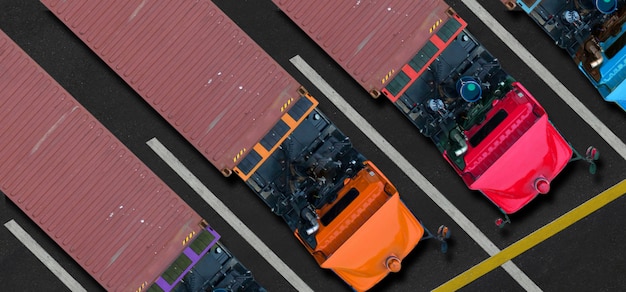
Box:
0 30 209 292
273 0 456 98
41 0 304 175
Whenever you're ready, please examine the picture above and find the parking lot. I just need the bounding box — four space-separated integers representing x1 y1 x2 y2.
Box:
0 0 624 291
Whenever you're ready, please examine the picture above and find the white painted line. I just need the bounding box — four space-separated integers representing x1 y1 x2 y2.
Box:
146 138 313 292
462 0 626 161
5 219 86 292
290 55 541 291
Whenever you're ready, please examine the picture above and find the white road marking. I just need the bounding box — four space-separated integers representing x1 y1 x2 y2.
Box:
146 138 313 292
290 55 541 291
462 0 626 161
5 219 86 292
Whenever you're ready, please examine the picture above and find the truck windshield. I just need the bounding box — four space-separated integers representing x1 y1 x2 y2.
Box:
469 109 508 147
605 31 626 59
321 188 359 226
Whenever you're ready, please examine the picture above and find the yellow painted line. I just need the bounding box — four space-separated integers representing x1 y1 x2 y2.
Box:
434 179 626 291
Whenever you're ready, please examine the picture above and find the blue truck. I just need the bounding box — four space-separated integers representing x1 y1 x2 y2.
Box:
503 0 626 110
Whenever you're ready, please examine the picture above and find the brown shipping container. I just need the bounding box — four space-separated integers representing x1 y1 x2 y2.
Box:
40 0 303 175
273 0 452 96
0 30 204 292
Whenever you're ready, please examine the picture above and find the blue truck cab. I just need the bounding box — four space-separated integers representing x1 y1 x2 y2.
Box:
505 0 626 110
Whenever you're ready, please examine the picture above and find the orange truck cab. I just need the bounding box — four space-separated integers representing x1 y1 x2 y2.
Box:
306 162 423 291
244 96 424 291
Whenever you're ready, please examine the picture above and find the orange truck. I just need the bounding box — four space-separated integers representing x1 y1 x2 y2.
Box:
39 0 441 290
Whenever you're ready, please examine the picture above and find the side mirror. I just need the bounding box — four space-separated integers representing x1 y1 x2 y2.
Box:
585 146 599 174
585 146 600 161
495 211 511 228
570 146 599 174
436 225 451 253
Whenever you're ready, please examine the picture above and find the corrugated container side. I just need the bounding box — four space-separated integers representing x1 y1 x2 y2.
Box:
273 0 451 95
0 30 204 292
41 0 303 173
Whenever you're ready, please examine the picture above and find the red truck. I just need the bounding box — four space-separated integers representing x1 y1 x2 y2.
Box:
273 0 598 224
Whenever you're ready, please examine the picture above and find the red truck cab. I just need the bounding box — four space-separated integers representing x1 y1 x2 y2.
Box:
448 83 573 213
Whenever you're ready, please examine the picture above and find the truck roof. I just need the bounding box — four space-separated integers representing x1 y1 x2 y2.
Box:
0 30 206 292
462 83 573 213
272 0 453 96
41 0 303 174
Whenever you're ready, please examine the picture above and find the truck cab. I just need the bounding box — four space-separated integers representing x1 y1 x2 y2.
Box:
154 226 266 292
311 162 423 291
244 92 423 291
446 83 572 213
506 0 626 110
387 28 573 214
172 240 266 292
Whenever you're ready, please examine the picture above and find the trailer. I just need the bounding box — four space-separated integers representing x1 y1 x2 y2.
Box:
39 0 433 290
272 0 598 223
0 29 263 292
502 0 626 110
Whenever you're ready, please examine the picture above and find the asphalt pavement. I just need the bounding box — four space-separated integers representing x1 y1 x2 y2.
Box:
0 0 624 291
